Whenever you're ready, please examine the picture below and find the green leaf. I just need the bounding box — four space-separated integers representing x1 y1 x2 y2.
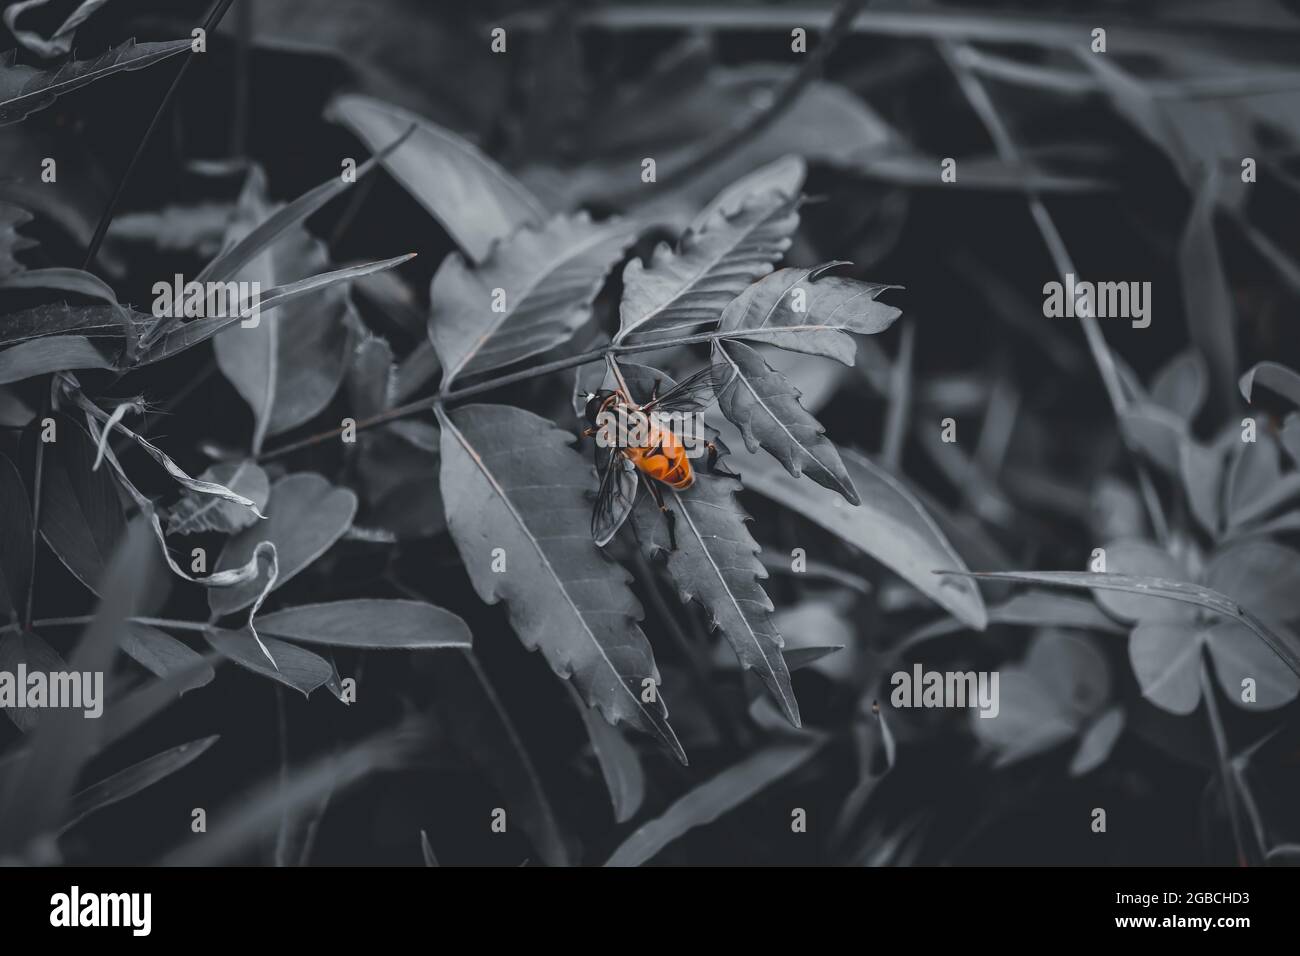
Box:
62 735 218 834
205 627 334 696
605 740 822 866
0 37 192 126
166 460 270 536
615 193 799 343
715 339 858 504
724 429 988 629
209 473 357 617
255 599 472 650
212 168 360 452
437 402 684 762
715 262 901 365
429 213 636 386
328 93 546 263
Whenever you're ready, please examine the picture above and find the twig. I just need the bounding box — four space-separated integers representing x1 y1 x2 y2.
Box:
82 0 239 271
1198 654 1256 866
880 320 914 469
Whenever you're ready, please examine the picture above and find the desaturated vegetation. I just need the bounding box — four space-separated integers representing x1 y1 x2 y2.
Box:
1 0 1299 865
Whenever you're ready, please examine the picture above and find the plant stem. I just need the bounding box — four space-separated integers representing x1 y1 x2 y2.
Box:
4 615 212 634
260 328 750 460
82 0 239 271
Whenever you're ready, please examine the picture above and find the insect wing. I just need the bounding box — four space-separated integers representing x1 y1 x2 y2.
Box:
592 447 640 546
643 362 736 414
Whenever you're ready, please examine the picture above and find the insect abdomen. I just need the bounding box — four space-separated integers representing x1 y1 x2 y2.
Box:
627 427 694 489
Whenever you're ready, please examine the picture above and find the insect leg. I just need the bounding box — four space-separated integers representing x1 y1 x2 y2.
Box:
644 477 678 551
705 441 740 479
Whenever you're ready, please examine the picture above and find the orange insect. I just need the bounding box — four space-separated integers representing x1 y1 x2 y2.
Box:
581 363 735 550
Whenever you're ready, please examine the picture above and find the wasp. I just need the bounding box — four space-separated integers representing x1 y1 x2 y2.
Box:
581 364 736 551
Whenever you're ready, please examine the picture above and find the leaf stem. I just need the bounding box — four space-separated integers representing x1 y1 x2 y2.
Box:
1 615 211 635
260 328 756 460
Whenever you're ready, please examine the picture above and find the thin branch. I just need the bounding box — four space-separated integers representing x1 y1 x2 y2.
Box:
82 0 239 271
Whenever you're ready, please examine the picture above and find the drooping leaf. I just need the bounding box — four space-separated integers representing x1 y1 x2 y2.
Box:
721 426 987 629
166 461 270 536
255 599 472 650
204 627 334 696
1240 361 1300 407
4 0 114 59
212 170 361 451
615 193 799 344
715 262 902 365
615 364 800 725
37 413 126 595
715 339 858 504
0 37 192 126
428 213 636 387
569 684 645 824
0 335 114 383
209 473 357 617
328 93 546 263
605 740 822 866
62 735 218 834
0 451 33 622
436 402 684 761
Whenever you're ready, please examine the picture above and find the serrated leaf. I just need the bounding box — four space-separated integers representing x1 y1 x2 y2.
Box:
429 213 636 386
616 194 798 344
255 599 472 650
605 740 821 866
716 262 901 365
0 37 192 126
328 93 545 263
715 339 858 504
616 364 800 725
167 460 270 536
213 168 359 451
721 426 987 629
0 201 34 277
436 402 684 761
209 473 357 617
688 155 806 232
